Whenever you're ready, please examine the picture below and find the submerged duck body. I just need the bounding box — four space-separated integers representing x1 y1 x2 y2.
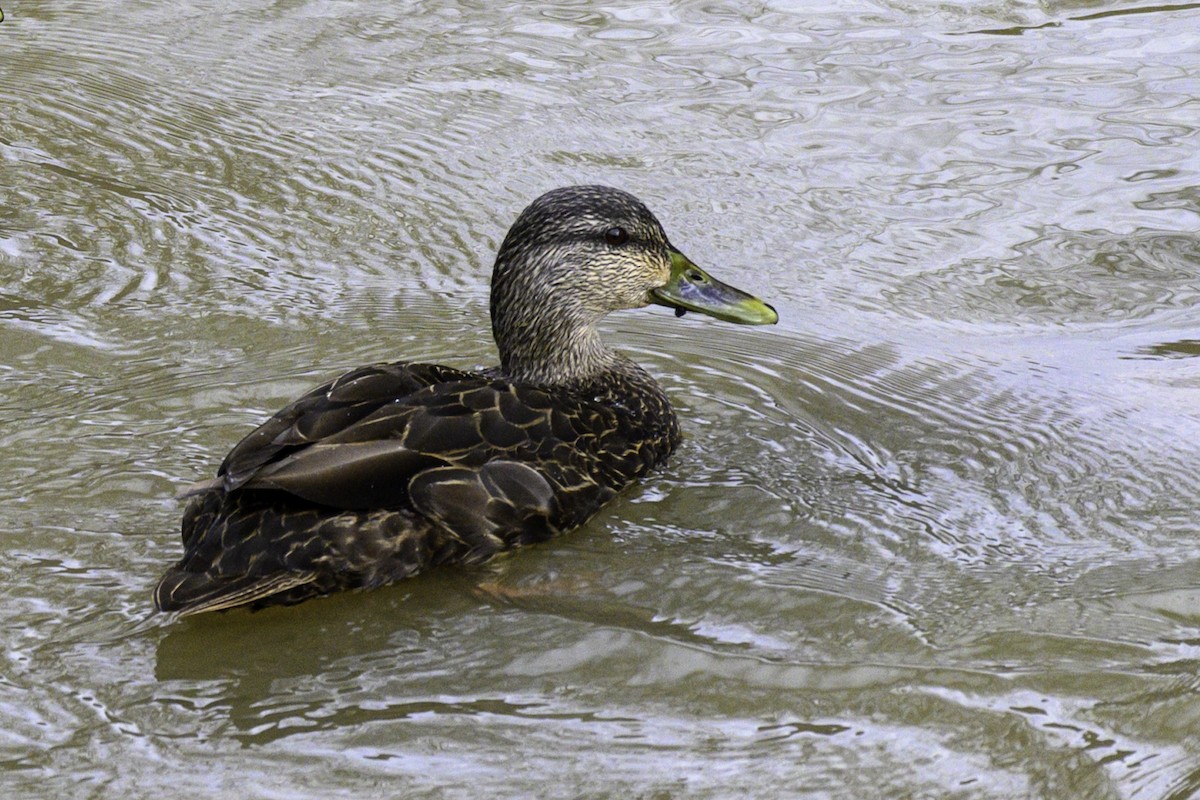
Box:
154 186 776 615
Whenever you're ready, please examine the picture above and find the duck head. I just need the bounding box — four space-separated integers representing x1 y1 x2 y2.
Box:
490 185 777 383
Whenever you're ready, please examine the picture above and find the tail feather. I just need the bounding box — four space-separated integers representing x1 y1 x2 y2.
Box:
154 569 318 616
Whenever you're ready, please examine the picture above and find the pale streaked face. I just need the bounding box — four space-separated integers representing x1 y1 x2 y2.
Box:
493 185 677 320
489 185 778 381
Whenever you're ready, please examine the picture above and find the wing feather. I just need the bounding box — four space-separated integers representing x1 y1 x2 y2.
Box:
218 361 472 490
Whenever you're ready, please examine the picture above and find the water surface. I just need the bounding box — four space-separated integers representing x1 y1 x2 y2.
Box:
2 1 1199 798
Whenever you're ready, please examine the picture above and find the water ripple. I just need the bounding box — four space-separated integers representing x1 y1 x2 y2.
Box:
3 0 1200 797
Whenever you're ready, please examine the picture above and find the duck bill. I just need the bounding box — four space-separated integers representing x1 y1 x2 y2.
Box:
650 251 778 325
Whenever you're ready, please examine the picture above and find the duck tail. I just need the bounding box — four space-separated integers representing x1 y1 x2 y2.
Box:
153 569 318 616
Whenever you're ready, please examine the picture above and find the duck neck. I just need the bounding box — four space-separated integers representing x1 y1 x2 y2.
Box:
490 247 624 384
491 299 620 385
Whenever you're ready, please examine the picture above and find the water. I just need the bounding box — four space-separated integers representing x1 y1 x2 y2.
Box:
2 1 1199 797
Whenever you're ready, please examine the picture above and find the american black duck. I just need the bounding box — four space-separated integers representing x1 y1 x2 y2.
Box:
154 185 777 615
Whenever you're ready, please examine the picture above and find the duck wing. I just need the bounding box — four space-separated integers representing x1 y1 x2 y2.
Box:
216 361 471 491
230 377 602 521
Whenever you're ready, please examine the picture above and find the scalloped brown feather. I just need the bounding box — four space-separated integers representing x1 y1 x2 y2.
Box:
154 359 679 614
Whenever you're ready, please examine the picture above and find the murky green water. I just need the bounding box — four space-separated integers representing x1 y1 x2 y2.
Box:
2 1 1199 797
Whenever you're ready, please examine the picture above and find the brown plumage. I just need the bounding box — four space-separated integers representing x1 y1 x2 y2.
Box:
154 186 776 615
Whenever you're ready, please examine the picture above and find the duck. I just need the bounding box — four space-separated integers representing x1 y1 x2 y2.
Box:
153 185 777 615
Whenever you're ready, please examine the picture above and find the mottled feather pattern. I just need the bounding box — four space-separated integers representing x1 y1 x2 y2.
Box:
154 358 679 614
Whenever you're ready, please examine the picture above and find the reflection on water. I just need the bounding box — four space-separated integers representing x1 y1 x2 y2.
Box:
1131 339 1200 360
2 0 1199 797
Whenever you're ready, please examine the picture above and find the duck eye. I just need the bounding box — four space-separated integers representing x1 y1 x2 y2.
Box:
604 226 629 246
